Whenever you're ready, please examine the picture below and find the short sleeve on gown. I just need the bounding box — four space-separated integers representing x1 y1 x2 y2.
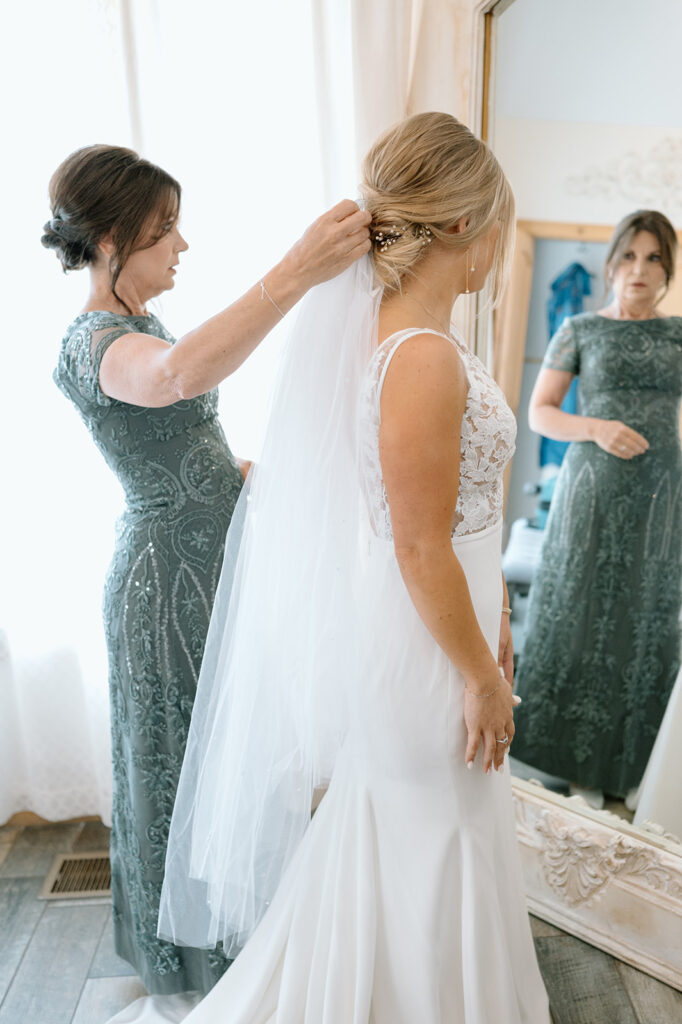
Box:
542 317 580 375
56 313 132 407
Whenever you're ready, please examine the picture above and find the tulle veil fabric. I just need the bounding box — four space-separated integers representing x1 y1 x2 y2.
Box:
158 256 383 955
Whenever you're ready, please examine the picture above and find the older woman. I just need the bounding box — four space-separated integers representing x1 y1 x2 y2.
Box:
512 210 682 809
43 144 370 996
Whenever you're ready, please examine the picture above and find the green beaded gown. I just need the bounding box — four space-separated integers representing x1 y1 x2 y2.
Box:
513 313 682 797
54 311 243 994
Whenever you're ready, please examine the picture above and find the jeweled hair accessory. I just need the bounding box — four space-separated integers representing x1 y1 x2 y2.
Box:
372 223 433 253
416 224 433 246
373 225 402 253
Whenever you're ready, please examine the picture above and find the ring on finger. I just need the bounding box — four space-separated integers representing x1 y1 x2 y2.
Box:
495 735 510 745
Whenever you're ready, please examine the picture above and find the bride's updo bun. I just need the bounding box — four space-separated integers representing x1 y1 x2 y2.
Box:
361 112 514 302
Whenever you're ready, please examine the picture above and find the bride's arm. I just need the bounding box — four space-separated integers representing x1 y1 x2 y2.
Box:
379 334 515 774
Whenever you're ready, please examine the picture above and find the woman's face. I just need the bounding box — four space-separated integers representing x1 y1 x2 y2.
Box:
610 230 667 309
121 215 189 301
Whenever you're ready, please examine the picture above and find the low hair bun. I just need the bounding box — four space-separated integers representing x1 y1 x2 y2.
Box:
361 112 515 302
40 212 93 271
368 214 436 291
40 220 61 250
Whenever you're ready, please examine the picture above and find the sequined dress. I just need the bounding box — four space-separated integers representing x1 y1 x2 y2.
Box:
513 313 682 796
54 311 243 994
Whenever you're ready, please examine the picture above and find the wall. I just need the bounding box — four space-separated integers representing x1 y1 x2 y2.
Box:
491 0 682 225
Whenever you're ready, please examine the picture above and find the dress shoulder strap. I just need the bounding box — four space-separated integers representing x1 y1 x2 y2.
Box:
376 327 453 395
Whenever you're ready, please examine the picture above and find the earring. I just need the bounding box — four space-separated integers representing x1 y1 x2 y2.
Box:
465 249 470 294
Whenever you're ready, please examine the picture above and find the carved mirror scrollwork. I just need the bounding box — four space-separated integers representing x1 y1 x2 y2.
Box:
513 780 682 989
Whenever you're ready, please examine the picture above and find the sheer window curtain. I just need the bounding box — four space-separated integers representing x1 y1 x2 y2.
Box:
1 0 471 827
0 0 324 825
0 0 132 825
310 0 477 342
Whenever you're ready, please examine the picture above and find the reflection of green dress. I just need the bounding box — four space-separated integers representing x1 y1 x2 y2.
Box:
54 311 243 994
513 313 682 797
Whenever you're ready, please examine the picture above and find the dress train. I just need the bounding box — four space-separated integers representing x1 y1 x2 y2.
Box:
129 521 549 1023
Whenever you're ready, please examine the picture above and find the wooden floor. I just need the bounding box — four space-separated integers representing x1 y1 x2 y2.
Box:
1 822 681 1024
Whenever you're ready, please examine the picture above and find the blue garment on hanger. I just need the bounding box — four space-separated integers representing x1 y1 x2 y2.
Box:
540 262 592 467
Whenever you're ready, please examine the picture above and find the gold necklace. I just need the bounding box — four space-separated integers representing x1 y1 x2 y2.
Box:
402 293 453 339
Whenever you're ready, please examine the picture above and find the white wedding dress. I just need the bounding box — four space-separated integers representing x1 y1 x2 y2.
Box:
634 662 682 839
115 325 550 1024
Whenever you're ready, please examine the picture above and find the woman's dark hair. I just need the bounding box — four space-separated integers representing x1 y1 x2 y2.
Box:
41 145 181 312
604 209 678 298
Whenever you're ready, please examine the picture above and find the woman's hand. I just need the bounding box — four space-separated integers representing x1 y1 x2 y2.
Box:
282 199 372 290
589 418 649 459
236 458 253 482
464 672 516 774
98 202 371 409
498 613 514 685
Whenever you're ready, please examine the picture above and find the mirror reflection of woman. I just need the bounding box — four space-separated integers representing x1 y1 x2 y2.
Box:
512 210 682 810
43 145 370 998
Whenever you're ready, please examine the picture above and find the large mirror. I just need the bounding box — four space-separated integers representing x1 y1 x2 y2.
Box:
482 0 682 987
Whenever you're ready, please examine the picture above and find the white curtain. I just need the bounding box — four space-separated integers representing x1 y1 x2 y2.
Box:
310 0 476 343
0 0 131 824
124 0 325 457
0 0 324 825
1 0 472 825
311 0 469 202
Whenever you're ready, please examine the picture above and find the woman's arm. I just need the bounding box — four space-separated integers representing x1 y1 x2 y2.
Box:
379 335 515 774
99 201 371 407
529 367 649 458
528 368 593 440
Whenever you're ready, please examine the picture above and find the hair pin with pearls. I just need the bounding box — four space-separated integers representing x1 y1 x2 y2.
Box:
374 225 402 253
416 225 433 246
372 223 433 254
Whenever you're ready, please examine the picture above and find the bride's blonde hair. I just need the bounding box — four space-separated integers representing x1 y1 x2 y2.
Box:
361 112 515 304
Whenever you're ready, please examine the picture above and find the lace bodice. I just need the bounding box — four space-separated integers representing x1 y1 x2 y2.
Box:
359 328 517 539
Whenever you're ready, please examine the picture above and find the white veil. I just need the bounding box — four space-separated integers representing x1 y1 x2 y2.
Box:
158 256 382 955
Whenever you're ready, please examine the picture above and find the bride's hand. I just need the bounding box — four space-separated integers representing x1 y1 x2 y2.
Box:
464 672 516 774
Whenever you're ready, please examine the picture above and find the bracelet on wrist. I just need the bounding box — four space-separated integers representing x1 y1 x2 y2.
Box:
501 606 512 616
465 681 501 699
259 279 285 318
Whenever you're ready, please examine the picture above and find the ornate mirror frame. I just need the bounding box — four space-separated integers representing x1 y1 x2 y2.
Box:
513 778 682 989
469 0 682 989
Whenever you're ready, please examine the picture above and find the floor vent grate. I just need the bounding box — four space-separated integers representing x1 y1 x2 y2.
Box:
39 851 111 900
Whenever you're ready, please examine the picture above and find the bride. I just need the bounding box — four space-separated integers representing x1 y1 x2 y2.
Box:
122 112 551 1023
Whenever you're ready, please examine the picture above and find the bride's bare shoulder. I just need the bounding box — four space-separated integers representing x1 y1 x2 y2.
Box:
379 333 468 435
